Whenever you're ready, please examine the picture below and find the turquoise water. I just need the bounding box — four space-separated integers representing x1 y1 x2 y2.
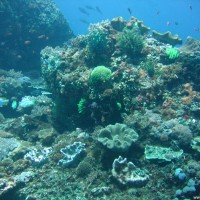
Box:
54 0 200 42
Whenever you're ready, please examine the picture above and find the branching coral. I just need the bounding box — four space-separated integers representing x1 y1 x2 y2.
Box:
165 47 179 59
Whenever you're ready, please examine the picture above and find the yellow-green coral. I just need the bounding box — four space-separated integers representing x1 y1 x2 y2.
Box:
90 65 112 85
77 98 87 114
166 47 179 59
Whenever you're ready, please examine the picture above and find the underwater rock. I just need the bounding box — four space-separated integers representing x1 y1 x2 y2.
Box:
171 123 193 146
180 36 200 52
0 113 5 122
111 17 127 31
112 156 149 186
144 145 183 162
97 123 139 152
91 186 111 197
0 137 20 161
14 171 34 184
0 177 16 197
17 96 35 114
129 16 151 34
191 136 200 153
0 171 34 197
149 118 193 147
152 30 182 46
0 0 74 71
58 142 86 167
37 128 57 146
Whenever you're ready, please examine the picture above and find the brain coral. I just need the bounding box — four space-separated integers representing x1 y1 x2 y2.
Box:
97 123 139 152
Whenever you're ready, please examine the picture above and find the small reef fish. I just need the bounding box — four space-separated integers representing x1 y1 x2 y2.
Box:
78 7 90 16
166 21 170 26
11 100 17 110
17 55 22 59
96 6 102 14
41 91 53 96
194 27 199 32
189 5 192 10
24 40 31 45
0 42 6 46
127 7 132 15
37 34 46 39
156 11 160 15
85 5 95 10
174 21 179 26
0 97 9 107
80 19 90 25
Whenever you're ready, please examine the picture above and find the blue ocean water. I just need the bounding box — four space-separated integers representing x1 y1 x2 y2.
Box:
54 0 200 43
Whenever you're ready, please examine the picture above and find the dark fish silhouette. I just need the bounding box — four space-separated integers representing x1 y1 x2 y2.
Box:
194 27 199 32
78 7 90 16
85 5 94 10
174 21 179 26
96 6 102 14
127 7 132 15
189 5 192 10
80 19 90 25
156 11 160 15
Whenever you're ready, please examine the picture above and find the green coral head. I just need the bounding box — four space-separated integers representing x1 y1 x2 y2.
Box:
90 65 112 85
77 98 87 114
116 102 122 110
165 47 179 59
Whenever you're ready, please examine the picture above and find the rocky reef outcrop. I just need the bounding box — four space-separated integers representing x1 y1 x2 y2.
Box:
0 0 74 71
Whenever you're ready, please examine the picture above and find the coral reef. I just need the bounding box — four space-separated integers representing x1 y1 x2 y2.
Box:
111 17 127 31
1 15 200 200
180 36 200 52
